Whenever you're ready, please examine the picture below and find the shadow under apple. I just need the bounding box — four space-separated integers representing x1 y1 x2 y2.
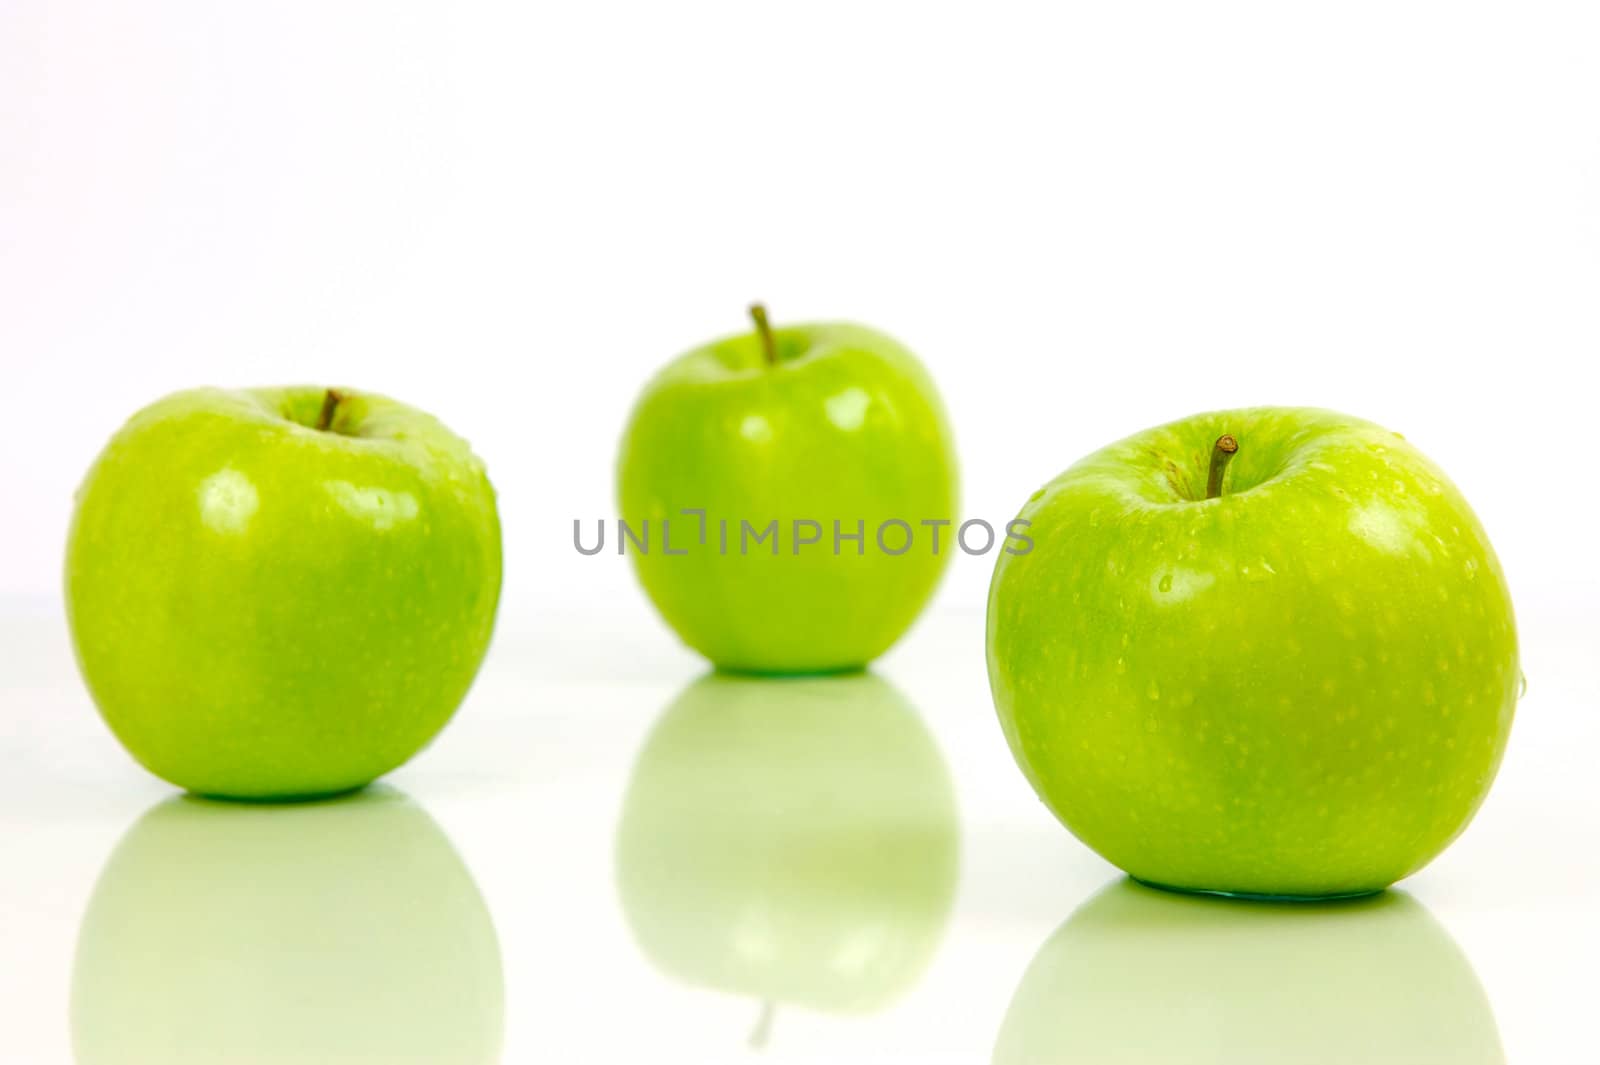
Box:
615 671 960 1044
71 785 503 1064
993 879 1503 1065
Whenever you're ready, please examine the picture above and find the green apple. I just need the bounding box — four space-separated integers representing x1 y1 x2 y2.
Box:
72 787 503 1064
66 387 502 799
617 306 958 673
615 673 959 1040
993 880 1503 1064
987 407 1519 898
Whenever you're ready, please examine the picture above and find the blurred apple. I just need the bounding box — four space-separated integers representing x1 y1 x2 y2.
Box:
618 307 959 673
72 787 503 1064
993 879 1503 1064
615 673 959 1042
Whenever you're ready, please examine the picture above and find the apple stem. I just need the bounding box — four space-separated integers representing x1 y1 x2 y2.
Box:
1206 434 1238 499
748 999 776 1049
316 388 346 433
749 303 777 366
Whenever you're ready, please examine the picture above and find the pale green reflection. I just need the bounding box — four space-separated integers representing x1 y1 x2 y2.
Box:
616 672 960 1042
994 880 1503 1065
72 786 503 1065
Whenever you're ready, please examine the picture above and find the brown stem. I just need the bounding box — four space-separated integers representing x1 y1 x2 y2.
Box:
748 303 777 366
1206 434 1238 499
316 388 346 432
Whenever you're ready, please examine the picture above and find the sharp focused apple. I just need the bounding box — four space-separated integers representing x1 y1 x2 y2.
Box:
72 787 503 1064
618 306 958 673
994 880 1503 1064
987 407 1519 898
615 673 959 1036
66 387 502 799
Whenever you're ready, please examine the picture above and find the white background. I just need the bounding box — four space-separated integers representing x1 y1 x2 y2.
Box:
4 0 1598 621
2 2 1598 1063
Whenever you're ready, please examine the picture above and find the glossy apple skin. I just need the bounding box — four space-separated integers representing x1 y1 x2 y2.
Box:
72 787 503 1064
987 408 1519 898
994 880 1502 1064
66 387 502 799
615 673 959 1015
618 322 958 674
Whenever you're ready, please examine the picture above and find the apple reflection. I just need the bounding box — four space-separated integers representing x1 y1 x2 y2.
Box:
72 786 503 1064
994 879 1503 1065
615 672 960 1042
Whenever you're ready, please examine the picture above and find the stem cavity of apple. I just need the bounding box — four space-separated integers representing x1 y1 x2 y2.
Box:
748 303 778 367
1206 434 1238 499
316 388 346 433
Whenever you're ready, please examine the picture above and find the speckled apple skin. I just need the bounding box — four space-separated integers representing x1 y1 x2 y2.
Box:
618 322 958 674
66 388 502 800
987 407 1519 897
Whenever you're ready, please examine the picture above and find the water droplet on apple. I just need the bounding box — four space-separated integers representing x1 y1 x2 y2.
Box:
1146 681 1161 701
1239 560 1275 583
1158 574 1173 593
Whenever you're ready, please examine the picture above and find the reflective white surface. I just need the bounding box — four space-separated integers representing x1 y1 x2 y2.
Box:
1 596 1596 1063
